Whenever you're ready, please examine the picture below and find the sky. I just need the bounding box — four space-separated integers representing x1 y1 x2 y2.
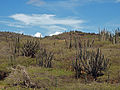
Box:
0 0 120 37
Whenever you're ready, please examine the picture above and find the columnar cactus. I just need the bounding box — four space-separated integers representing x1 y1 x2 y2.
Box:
21 40 40 58
36 48 54 68
73 47 110 80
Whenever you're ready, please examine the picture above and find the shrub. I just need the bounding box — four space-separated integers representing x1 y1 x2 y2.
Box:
5 65 35 88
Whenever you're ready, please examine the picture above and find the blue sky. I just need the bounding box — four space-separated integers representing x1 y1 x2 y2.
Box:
0 0 120 37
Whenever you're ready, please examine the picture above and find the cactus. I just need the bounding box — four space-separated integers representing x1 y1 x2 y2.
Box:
9 55 16 67
74 37 77 49
72 49 82 78
9 35 20 56
73 47 110 80
98 28 120 44
36 48 54 68
21 40 40 58
114 28 120 44
69 32 72 49
14 35 20 56
16 36 20 55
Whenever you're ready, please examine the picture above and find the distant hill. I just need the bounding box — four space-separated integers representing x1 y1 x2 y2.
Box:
45 31 97 40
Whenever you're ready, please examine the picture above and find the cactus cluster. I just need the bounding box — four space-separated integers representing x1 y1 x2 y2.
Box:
69 37 94 49
66 32 94 49
99 28 120 44
73 47 110 80
21 39 54 68
21 40 40 58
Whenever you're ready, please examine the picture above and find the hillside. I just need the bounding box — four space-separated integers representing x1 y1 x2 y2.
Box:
0 31 120 90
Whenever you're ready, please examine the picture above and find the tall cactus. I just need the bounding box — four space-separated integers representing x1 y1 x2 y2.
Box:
69 32 72 49
73 47 110 80
72 48 82 78
114 28 120 44
14 35 20 56
9 35 20 57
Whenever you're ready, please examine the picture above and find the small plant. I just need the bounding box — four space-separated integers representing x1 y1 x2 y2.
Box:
21 40 40 58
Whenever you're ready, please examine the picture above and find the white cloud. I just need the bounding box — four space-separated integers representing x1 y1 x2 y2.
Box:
49 32 62 36
9 14 84 26
9 14 32 25
34 32 43 37
9 13 84 34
